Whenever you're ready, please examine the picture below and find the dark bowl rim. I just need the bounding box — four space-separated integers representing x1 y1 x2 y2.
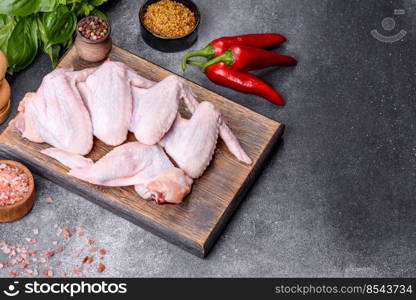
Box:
76 16 112 44
139 0 201 41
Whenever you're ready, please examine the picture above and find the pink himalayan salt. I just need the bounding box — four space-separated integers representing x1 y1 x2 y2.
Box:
0 163 30 207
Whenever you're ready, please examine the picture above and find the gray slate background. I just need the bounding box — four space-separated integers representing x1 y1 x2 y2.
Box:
0 0 415 277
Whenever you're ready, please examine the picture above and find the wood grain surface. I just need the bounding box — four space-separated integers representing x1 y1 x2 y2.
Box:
0 45 284 257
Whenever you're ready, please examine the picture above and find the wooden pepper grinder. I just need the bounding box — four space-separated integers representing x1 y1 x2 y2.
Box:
0 50 10 125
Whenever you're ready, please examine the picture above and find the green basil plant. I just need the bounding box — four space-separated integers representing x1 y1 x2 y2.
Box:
0 0 110 74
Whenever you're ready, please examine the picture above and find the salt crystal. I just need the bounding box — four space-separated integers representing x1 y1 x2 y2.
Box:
61 228 70 239
0 163 30 206
97 263 105 273
73 268 82 275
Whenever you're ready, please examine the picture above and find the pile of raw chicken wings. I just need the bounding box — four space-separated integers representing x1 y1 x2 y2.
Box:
13 60 251 204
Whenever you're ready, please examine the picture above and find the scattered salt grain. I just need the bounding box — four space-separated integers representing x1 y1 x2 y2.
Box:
97 263 105 273
73 268 83 275
43 269 53 277
1 222 109 277
61 228 70 240
44 250 54 258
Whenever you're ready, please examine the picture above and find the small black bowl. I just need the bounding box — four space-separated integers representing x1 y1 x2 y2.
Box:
139 0 200 52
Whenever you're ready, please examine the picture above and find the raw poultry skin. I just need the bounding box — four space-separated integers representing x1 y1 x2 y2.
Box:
77 60 153 146
160 102 221 179
130 75 182 145
68 142 193 204
12 60 250 205
129 74 251 166
41 148 93 169
179 84 252 165
14 68 95 155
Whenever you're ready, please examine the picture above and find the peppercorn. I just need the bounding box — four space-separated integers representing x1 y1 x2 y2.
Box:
78 17 109 41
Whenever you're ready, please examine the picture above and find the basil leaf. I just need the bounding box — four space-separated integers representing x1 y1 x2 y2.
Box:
0 0 58 17
90 8 107 19
0 15 17 52
37 5 76 66
76 3 95 16
89 0 108 6
6 16 39 74
58 0 78 4
70 0 109 17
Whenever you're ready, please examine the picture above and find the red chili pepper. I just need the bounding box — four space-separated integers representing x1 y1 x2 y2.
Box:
198 63 285 106
181 33 286 71
190 45 297 72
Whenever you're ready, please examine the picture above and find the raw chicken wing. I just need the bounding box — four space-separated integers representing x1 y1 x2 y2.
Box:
77 60 132 146
160 102 221 178
14 68 94 155
129 75 185 145
68 142 193 204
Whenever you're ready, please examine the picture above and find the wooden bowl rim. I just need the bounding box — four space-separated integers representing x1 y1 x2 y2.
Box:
0 98 10 115
0 78 10 111
0 160 35 210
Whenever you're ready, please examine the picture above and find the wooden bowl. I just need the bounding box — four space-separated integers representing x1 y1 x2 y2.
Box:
0 98 11 124
75 16 112 62
0 78 11 124
0 160 35 222
0 78 10 110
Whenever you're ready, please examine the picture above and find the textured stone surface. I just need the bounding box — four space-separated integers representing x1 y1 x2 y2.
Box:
0 0 415 277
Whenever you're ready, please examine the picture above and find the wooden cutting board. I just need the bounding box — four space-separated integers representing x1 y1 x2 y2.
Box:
0 45 284 257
